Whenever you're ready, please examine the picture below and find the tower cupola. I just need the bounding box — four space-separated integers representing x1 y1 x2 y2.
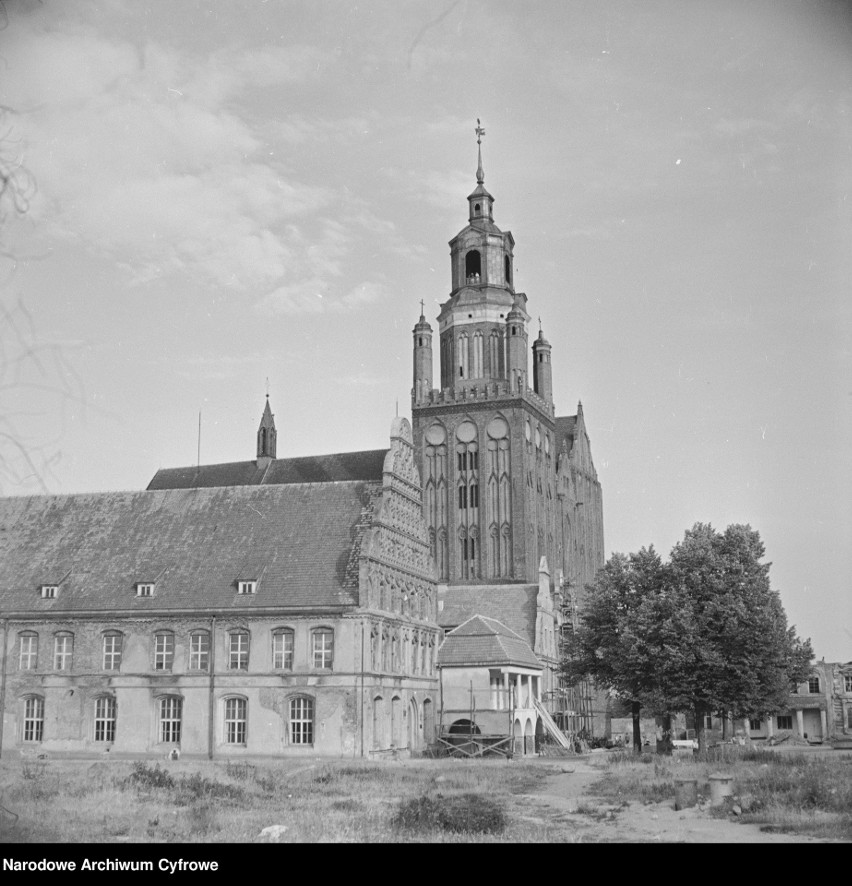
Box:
256 396 277 464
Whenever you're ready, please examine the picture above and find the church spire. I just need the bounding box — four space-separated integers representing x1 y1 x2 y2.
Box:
467 118 495 224
475 118 485 184
256 395 277 461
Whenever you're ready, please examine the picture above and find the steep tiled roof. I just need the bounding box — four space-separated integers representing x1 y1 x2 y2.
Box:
438 615 541 670
439 584 538 647
0 483 378 614
555 415 577 453
147 450 388 490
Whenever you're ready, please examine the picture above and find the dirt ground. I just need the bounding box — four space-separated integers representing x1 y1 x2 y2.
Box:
514 756 841 843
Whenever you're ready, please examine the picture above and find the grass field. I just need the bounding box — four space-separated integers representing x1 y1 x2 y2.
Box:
1 747 849 843
593 746 852 841
0 756 550 844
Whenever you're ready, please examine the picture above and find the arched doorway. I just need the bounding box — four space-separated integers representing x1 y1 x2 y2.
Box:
408 699 420 750
535 716 546 755
524 719 534 756
448 719 481 735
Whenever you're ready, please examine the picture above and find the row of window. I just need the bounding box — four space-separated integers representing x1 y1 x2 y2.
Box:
16 627 334 673
38 580 260 600
19 694 313 747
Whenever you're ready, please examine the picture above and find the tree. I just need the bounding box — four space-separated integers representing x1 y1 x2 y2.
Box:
566 523 812 755
563 546 666 755
660 523 812 752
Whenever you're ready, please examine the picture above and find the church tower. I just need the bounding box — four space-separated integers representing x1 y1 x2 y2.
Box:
411 123 560 586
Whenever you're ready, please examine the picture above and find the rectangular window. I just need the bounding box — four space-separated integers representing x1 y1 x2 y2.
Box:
312 629 333 670
154 633 175 670
54 634 73 671
776 715 793 731
749 718 761 731
458 452 466 471
470 484 479 508
94 697 116 742
229 632 249 670
237 580 256 595
189 632 210 671
159 696 182 743
845 675 852 694
705 715 713 730
290 697 314 745
458 486 467 509
808 677 820 694
41 585 58 599
103 634 123 671
225 698 247 744
23 697 44 742
273 631 294 670
136 583 154 597
19 634 38 670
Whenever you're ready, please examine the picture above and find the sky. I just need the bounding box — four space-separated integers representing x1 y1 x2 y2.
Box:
0 0 849 661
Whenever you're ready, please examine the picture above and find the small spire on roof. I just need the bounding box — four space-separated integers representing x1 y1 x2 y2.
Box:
475 118 485 184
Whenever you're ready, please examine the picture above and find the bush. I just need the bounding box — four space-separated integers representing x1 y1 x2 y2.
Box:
124 762 174 790
175 772 243 805
393 793 506 835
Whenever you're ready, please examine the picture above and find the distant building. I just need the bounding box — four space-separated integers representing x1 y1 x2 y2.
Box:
741 660 852 745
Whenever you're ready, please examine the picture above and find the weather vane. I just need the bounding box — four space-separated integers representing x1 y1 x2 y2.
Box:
475 118 485 184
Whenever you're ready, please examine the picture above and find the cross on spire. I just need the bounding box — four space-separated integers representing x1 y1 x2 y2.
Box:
475 118 485 184
420 298 425 318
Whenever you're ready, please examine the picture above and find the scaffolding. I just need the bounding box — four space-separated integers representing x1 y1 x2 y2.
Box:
556 576 595 739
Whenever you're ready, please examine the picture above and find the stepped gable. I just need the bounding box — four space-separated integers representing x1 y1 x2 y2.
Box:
438 614 541 669
0 482 379 613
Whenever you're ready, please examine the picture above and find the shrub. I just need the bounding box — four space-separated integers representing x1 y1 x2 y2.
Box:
124 762 174 790
225 761 256 782
393 793 506 835
175 772 243 805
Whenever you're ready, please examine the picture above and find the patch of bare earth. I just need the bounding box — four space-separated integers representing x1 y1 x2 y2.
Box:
515 758 842 843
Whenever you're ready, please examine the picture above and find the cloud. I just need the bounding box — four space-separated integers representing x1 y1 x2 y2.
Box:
1 15 342 297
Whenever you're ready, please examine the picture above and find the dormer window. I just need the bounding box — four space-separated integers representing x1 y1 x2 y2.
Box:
41 585 58 599
237 580 257 596
136 583 154 598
